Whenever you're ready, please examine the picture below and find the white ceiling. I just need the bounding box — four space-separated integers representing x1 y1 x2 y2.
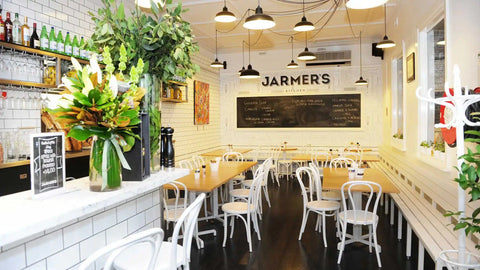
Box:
180 0 398 54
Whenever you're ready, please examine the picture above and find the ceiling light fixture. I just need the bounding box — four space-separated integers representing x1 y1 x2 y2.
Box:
297 32 316 61
240 30 260 79
287 36 299 68
376 4 395 49
294 0 315 32
437 40 445 45
355 31 368 86
215 0 236 23
238 41 246 74
346 0 388 9
243 0 275 30
211 30 223 68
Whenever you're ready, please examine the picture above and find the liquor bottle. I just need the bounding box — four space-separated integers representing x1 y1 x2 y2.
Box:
39 25 48 50
12 13 21 44
5 12 12 43
56 30 64 54
72 35 79 57
48 26 56 52
0 15 5 41
30 23 39 49
79 36 86 59
64 32 72 56
21 16 30 46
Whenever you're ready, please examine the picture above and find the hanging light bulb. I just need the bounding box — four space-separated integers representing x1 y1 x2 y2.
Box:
215 0 236 23
211 30 224 68
243 1 275 30
355 31 368 86
297 32 316 61
287 36 299 68
294 0 314 32
240 31 260 79
136 0 165 9
376 4 395 49
346 0 388 9
238 41 246 75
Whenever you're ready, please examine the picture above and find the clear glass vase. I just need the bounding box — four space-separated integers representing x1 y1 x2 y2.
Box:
140 73 161 172
89 136 122 192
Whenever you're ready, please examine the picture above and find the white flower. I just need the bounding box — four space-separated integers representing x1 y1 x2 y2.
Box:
109 75 118 98
57 95 74 108
89 54 102 84
71 57 82 71
59 76 79 93
81 69 94 96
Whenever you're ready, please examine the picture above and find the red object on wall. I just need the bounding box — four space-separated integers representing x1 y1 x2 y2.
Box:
440 88 456 147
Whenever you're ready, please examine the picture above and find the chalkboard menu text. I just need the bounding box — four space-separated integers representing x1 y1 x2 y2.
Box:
237 94 361 128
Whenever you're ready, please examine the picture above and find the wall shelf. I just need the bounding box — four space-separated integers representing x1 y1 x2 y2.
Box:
162 80 188 103
162 98 187 103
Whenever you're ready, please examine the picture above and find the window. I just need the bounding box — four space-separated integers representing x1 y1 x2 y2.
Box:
392 56 404 140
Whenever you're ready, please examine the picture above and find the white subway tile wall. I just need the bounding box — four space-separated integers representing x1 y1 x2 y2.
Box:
0 189 162 269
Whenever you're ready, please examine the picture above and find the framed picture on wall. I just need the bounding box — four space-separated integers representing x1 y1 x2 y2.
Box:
407 52 415 83
194 80 210 125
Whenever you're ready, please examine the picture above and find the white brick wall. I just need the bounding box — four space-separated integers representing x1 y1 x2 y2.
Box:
0 188 162 270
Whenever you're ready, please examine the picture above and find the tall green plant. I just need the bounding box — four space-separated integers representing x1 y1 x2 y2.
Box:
89 0 199 82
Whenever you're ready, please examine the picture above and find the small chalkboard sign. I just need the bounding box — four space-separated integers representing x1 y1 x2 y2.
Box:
30 132 66 196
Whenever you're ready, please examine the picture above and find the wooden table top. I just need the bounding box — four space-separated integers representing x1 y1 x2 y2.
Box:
172 161 257 192
291 154 380 162
322 168 399 194
200 148 253 157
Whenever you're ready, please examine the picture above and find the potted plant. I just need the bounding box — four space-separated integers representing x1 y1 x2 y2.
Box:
88 0 199 171
419 140 432 155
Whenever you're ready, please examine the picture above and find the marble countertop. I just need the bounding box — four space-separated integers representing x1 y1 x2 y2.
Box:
0 168 188 248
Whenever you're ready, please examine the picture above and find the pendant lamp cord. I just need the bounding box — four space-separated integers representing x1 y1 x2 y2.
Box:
384 4 387 36
242 41 245 67
302 0 305 17
305 31 307 48
215 29 218 58
248 30 251 64
224 0 226 7
359 31 363 76
289 36 294 59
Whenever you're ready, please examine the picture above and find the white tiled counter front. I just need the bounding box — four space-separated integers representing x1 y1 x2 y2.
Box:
0 168 188 270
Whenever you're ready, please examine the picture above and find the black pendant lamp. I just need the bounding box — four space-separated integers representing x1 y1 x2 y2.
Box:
287 36 299 68
243 0 275 30
211 30 223 68
238 41 246 74
346 0 388 9
294 0 314 32
215 0 236 23
376 4 395 49
297 32 316 61
355 31 368 86
240 31 260 79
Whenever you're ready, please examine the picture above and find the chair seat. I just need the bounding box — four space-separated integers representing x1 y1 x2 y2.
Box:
307 200 340 211
222 201 255 214
242 179 253 187
165 198 186 209
164 208 186 222
339 210 378 225
114 241 185 270
230 189 249 198
322 190 342 201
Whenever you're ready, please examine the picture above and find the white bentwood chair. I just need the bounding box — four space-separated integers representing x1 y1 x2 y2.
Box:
295 167 340 247
330 157 355 168
163 181 188 230
233 158 273 210
113 193 206 270
337 181 382 267
79 228 164 270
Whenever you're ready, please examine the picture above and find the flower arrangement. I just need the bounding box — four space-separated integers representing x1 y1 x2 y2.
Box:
51 44 146 191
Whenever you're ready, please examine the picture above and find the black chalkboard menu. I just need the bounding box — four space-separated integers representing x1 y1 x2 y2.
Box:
237 94 361 128
30 132 65 195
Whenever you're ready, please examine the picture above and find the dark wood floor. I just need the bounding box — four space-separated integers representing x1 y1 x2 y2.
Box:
183 176 435 270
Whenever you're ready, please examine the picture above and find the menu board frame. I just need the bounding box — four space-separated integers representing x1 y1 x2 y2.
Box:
30 132 66 196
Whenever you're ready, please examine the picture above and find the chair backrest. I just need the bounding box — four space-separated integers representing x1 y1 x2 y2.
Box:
222 151 244 161
342 151 362 164
308 163 323 198
311 152 331 168
295 167 317 205
192 155 205 168
163 181 188 219
79 227 164 270
179 159 194 170
170 193 206 266
247 163 266 212
330 157 355 168
270 146 282 164
341 181 382 223
261 158 273 185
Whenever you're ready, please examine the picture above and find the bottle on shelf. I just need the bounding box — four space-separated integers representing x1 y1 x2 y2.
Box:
30 23 39 49
64 32 72 56
0 15 4 41
5 12 12 43
12 13 21 45
72 35 79 58
48 26 56 52
79 36 86 59
21 16 30 46
57 30 64 54
40 25 48 50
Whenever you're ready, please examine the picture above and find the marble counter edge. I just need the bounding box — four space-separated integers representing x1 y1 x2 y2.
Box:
0 168 189 249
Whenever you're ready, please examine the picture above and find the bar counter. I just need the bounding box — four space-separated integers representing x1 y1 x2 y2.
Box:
0 168 188 269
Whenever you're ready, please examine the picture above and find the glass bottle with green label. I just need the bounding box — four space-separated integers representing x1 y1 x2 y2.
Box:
72 35 80 58
48 27 57 52
57 30 64 54
79 36 86 59
64 32 72 56
40 25 48 50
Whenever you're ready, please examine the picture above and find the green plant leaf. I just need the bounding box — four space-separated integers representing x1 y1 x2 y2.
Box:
454 222 468 230
72 92 93 106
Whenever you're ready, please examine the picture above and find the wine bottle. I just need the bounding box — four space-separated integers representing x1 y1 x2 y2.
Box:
21 16 30 46
57 30 64 54
12 13 21 44
30 23 39 49
48 26 56 52
64 32 72 56
79 36 86 59
40 25 48 50
72 35 79 58
5 12 12 43
0 15 5 41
